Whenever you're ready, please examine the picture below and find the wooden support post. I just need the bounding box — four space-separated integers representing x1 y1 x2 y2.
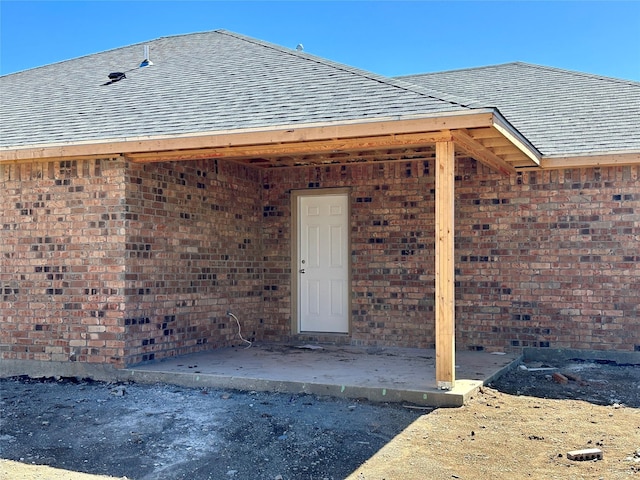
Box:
435 141 455 390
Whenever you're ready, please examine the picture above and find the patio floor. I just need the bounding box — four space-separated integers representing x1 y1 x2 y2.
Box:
125 344 520 407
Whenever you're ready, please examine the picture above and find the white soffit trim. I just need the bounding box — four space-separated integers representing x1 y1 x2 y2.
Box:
491 112 541 166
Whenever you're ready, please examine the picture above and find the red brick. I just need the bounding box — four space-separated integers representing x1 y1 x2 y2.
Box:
2 158 639 369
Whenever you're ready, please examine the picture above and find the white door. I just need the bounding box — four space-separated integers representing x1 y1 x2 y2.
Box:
298 193 349 333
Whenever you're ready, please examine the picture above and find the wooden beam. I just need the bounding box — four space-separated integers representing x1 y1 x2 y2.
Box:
465 127 499 140
540 152 640 169
488 145 523 157
435 141 456 390
229 149 437 169
473 137 514 149
125 132 453 163
452 130 516 175
0 111 495 163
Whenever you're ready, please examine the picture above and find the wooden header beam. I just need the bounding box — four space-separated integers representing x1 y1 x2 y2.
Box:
125 132 454 164
0 112 496 163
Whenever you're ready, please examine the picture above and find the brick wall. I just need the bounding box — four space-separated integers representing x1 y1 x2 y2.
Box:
2 155 638 370
121 159 264 365
0 157 264 367
262 161 437 348
263 160 640 352
0 159 127 366
456 162 640 352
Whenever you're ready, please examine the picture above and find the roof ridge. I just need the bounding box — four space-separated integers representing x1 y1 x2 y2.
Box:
397 62 523 79
216 30 476 110
509 62 640 86
399 61 640 86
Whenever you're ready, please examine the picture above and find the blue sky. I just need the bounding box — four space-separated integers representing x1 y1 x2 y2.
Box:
1 1 639 80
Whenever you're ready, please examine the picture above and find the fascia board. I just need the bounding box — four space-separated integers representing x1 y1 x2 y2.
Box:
0 110 499 163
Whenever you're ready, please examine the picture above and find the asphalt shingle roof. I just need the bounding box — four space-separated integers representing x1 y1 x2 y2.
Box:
398 63 640 157
0 30 471 149
2 32 638 160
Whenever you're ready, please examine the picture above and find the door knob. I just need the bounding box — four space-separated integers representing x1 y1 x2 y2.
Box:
300 269 306 274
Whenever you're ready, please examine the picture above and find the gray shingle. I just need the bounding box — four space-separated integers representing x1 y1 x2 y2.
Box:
0 30 469 149
398 62 640 156
3 33 637 160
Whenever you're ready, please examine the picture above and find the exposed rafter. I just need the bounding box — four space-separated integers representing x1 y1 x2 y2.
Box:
451 130 515 175
232 147 438 169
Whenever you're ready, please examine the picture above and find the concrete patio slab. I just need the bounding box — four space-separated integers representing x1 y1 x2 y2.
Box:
125 344 520 407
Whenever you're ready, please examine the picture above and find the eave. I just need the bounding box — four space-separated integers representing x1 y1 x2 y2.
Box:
0 109 541 174
538 151 640 170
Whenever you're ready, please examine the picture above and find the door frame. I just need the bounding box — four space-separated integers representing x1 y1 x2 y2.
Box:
290 187 352 335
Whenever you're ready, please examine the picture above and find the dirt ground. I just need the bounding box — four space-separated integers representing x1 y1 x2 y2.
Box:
350 360 640 480
1 357 639 480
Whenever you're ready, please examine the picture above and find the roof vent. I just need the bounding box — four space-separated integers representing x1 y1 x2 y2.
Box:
139 45 153 68
296 44 304 52
102 72 126 85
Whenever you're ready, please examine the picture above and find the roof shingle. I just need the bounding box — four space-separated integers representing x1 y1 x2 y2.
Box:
2 32 638 160
398 62 640 156
0 30 470 149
